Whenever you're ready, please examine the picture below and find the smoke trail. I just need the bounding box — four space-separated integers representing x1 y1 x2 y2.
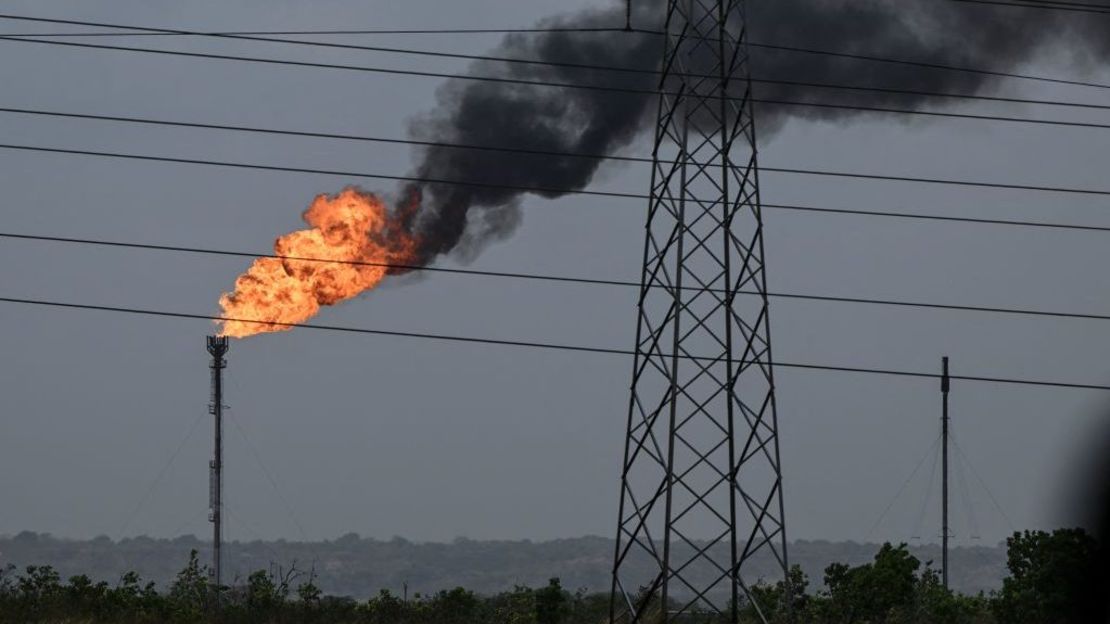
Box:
748 0 1092 132
403 3 659 263
403 0 1104 263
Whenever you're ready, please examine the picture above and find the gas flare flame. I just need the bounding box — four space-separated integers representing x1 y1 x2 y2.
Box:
217 187 418 338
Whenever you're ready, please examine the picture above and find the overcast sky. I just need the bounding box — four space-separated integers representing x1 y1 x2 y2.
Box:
2 0 1110 551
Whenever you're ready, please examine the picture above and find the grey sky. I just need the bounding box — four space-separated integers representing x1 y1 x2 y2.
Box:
1 0 1109 549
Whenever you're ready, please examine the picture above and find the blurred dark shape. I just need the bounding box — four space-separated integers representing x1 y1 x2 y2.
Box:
1069 406 1110 622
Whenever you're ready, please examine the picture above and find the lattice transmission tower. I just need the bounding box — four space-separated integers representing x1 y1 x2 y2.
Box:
610 1 788 622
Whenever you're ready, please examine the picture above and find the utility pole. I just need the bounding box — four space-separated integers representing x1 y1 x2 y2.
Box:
610 1 788 621
207 335 229 604
941 356 950 590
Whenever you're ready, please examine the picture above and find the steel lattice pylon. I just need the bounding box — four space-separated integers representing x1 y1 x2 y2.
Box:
610 0 788 622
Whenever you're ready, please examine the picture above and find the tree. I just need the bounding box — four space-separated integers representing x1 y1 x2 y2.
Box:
534 578 569 624
8 565 62 621
491 585 536 624
428 586 483 623
992 528 1098 624
296 569 322 606
910 564 990 624
818 543 921 622
106 570 160 617
365 588 412 624
246 569 283 611
168 549 209 617
743 565 810 623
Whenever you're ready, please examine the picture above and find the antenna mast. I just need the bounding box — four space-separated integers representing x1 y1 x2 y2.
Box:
941 356 950 590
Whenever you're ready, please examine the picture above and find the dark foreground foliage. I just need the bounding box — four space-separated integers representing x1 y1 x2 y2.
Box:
0 528 1096 623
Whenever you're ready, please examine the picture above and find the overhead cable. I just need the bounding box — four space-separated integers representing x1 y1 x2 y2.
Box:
3 141 1110 200
2 295 1109 391
2 14 1107 92
6 231 1110 324
4 33 1110 134
949 0 1110 14
2 14 1110 111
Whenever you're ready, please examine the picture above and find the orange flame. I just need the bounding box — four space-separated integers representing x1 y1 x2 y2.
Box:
217 187 418 338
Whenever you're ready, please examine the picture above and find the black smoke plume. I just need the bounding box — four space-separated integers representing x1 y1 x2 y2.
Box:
400 0 1104 264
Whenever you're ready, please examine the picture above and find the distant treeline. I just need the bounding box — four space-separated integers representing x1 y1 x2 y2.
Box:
0 532 1007 599
0 529 1099 623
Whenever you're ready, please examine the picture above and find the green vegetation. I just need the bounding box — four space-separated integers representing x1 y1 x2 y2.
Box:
0 533 1007 599
744 529 1099 623
0 529 1097 623
0 551 609 624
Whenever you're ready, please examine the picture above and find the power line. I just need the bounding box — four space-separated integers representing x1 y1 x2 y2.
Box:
3 14 1107 94
764 202 1110 233
0 34 671 98
0 231 643 287
8 141 1110 234
0 106 652 166
6 32 1110 134
0 14 673 77
740 40 1110 93
3 14 1110 111
766 291 1110 323
4 140 1110 202
7 231 1110 325
642 21 1110 95
1 294 1109 391
13 106 1110 191
0 142 646 200
763 164 1110 197
8 7 1110 33
754 96 1110 134
4 14 1109 96
1013 0 1110 7
31 103 1082 187
0 26 634 37
752 77 1110 112
949 0 1110 14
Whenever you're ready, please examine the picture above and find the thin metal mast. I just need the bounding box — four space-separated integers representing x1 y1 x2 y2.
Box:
207 335 229 602
941 356 950 590
610 0 787 621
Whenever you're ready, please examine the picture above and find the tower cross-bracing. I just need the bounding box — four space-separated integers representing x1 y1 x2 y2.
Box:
610 1 788 621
